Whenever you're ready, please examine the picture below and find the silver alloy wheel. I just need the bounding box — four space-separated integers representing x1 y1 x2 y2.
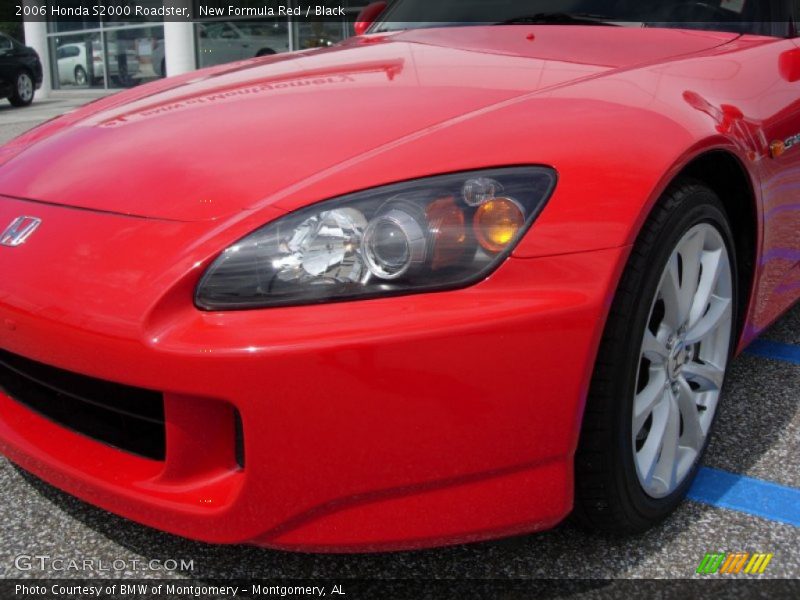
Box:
75 68 87 86
17 73 33 103
633 223 733 498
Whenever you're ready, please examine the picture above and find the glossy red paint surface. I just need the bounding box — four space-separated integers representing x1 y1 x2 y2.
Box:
0 26 798 551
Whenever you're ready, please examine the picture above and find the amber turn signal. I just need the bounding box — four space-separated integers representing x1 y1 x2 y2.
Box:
473 197 525 253
770 140 786 159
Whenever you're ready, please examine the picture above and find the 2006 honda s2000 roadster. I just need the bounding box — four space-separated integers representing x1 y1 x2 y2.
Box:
0 0 798 551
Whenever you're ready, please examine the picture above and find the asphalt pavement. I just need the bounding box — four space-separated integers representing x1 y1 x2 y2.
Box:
0 94 797 584
0 91 112 143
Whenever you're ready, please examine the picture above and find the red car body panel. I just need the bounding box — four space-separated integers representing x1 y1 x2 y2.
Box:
0 27 740 221
0 26 798 551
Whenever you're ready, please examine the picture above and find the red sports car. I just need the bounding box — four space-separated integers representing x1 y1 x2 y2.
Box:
0 0 798 552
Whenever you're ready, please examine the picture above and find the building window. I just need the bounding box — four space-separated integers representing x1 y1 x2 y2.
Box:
51 32 104 89
48 23 165 90
104 27 166 87
194 1 371 67
196 19 290 69
44 0 371 89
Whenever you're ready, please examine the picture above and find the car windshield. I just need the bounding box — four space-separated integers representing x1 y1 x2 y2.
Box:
372 0 790 37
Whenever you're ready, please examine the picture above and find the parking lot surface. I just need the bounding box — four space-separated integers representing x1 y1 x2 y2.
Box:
0 92 111 143
0 97 797 582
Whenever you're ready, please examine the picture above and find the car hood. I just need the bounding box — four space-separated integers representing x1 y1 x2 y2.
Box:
0 26 738 222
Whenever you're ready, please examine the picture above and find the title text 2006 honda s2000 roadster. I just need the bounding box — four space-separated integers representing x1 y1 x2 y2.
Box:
0 0 798 551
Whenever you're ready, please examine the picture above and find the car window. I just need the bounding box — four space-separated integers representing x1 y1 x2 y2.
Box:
205 23 239 40
0 36 13 51
59 46 78 59
220 24 239 39
374 0 792 37
204 24 222 39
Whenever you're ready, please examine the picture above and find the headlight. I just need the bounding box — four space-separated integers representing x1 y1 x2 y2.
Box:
196 167 557 310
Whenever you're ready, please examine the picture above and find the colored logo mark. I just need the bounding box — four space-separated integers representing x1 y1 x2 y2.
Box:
696 552 774 575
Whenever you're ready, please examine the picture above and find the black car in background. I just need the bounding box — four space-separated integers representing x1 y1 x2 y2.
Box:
0 33 43 107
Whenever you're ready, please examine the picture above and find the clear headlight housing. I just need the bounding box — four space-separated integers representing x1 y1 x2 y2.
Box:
196 167 557 310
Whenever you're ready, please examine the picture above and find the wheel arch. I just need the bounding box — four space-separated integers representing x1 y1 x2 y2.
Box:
571 146 761 447
668 150 759 348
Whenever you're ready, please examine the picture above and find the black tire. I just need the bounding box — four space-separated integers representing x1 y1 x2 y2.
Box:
256 48 276 57
573 179 739 533
75 66 88 87
160 59 167 78
8 71 35 107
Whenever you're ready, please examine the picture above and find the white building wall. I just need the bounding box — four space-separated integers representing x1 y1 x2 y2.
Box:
163 1 197 77
22 1 51 99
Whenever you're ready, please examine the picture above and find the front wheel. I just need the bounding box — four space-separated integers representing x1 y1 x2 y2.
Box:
74 66 88 87
574 180 738 533
8 71 35 107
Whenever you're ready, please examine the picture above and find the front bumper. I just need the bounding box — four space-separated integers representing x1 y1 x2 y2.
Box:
0 198 627 551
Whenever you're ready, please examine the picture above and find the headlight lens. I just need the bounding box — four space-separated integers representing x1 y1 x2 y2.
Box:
196 167 557 310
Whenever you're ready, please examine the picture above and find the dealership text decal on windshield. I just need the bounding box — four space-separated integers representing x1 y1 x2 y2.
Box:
16 2 348 21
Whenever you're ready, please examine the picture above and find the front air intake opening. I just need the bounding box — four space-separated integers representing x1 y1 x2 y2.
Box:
234 409 245 469
0 350 166 461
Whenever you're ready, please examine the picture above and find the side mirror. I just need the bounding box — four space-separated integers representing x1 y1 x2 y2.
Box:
354 1 388 36
779 47 800 83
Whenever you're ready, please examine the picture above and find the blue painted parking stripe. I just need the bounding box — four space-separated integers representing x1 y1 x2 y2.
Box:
688 467 800 528
745 340 800 365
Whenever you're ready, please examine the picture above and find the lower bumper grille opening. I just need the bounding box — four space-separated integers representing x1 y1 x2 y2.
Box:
0 350 166 461
234 409 245 469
